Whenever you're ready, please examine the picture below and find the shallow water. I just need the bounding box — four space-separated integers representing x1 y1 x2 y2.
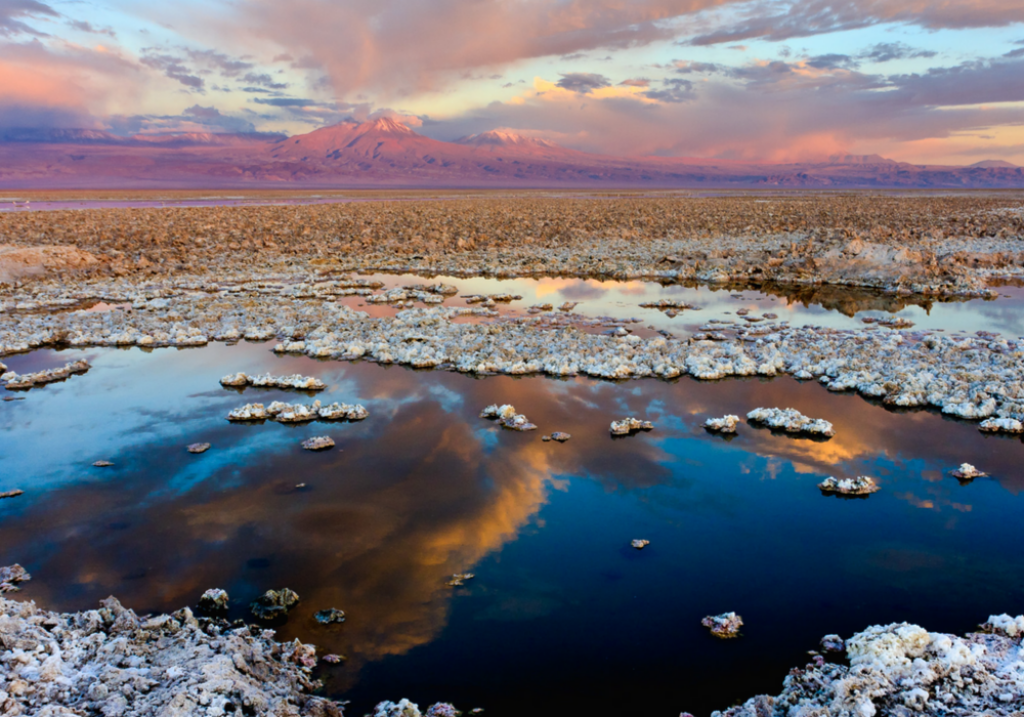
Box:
348 271 1024 338
2 339 1023 716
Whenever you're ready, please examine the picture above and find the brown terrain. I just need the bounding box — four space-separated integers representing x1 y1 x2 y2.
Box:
0 118 1022 188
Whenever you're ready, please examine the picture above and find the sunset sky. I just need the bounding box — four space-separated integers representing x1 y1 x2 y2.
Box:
2 0 1024 164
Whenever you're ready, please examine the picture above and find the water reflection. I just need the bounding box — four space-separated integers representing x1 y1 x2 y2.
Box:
343 272 1024 339
1 343 1023 716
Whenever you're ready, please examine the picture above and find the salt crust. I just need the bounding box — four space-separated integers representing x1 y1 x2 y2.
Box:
3 284 1024 424
0 358 89 389
301 436 335 451
712 617 1024 717
747 407 835 437
374 699 463 717
703 612 744 639
818 476 880 495
610 417 654 435
704 415 740 433
0 594 342 716
480 404 537 431
227 400 368 423
220 372 327 391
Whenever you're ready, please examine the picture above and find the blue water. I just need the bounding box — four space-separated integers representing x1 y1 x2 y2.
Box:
2 342 1023 716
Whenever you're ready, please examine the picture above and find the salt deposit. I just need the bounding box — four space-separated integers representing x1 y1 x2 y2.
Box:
313 608 346 625
979 417 1024 433
0 358 89 389
197 588 229 612
228 400 368 423
747 408 835 437
610 417 654 435
0 490 23 500
631 539 650 550
480 404 537 431
712 617 1024 717
704 415 740 433
220 371 327 390
702 612 743 639
818 475 880 495
374 699 466 717
951 463 987 480
0 565 30 593
250 588 300 620
302 436 335 451
0 594 342 716
446 573 475 587
92 460 113 467
186 442 210 454
550 431 571 442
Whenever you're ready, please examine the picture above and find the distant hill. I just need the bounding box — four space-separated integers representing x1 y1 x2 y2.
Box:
969 159 1017 169
0 119 1022 188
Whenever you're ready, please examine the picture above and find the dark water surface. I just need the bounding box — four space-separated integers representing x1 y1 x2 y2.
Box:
2 342 1024 716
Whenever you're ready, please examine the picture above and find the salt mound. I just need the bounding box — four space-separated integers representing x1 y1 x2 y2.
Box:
746 407 834 437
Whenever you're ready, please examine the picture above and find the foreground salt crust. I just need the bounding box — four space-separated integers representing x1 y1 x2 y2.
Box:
0 594 342 716
747 407 835 437
712 617 1024 717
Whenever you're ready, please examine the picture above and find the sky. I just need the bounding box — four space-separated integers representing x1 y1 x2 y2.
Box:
1 0 1024 164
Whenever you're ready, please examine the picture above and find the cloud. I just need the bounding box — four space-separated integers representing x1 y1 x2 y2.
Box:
555 72 612 93
233 0 739 99
861 41 936 63
140 51 204 91
0 0 58 38
642 77 695 102
688 0 1024 47
0 37 144 129
67 19 116 38
673 61 723 73
241 71 288 90
620 78 650 87
184 48 254 77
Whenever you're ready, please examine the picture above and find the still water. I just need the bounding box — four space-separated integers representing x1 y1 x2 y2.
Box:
2 285 1024 716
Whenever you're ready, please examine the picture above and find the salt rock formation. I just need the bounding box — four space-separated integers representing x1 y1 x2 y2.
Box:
0 594 341 716
702 612 743 638
610 417 654 435
314 608 346 625
480 404 537 431
228 400 368 423
747 407 835 437
92 460 113 467
375 700 464 717
302 436 335 451
631 539 650 550
0 490 23 500
982 614 1024 637
186 442 210 454
0 358 89 389
446 573 475 587
820 634 845 653
197 588 229 612
0 564 30 592
639 299 700 310
704 415 740 433
818 475 880 495
220 372 327 390
250 588 300 620
951 463 987 480
550 432 571 442
979 417 1024 433
712 618 1024 717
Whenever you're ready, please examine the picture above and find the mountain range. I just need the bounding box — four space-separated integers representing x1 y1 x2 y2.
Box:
0 117 1020 189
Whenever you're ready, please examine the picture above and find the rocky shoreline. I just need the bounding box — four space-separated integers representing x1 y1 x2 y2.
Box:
3 589 1021 716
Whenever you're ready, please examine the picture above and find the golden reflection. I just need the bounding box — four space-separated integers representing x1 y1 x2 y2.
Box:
0 349 1021 696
